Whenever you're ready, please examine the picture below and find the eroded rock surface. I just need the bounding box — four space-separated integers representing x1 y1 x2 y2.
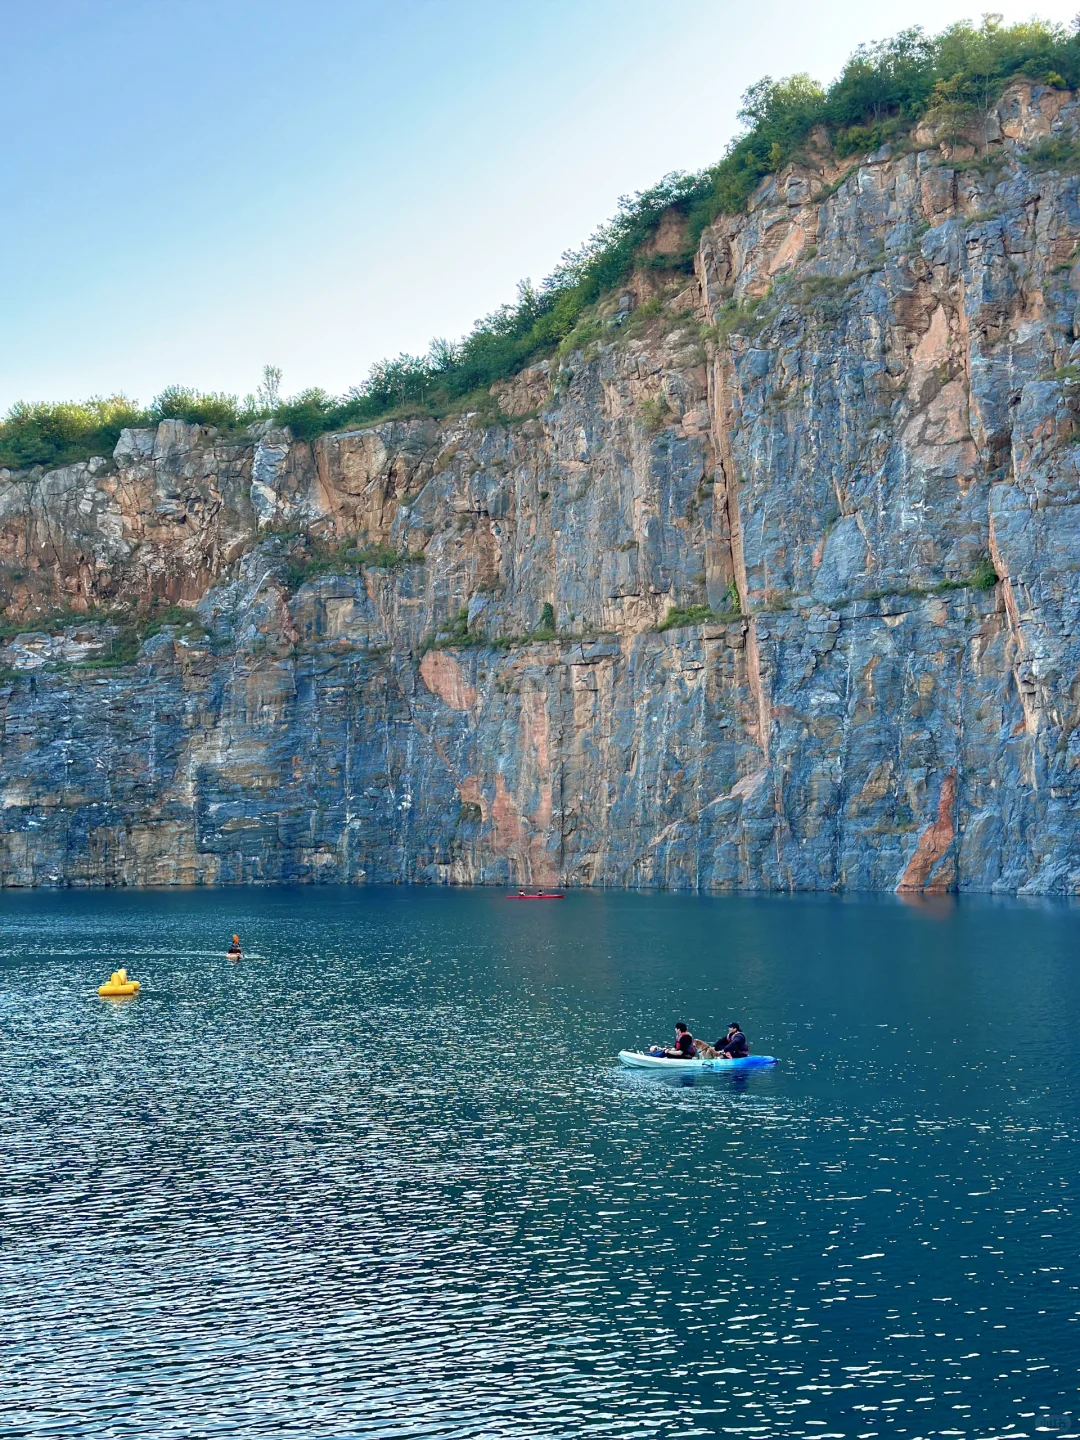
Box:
5 82 1080 892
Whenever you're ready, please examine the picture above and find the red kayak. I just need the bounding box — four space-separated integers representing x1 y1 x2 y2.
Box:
507 892 565 900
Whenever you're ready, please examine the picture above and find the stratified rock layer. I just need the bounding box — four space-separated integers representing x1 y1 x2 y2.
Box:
5 82 1080 893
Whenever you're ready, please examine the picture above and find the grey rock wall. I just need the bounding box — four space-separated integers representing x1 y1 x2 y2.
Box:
3 81 1080 893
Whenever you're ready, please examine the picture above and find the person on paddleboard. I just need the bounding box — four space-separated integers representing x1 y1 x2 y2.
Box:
715 1022 748 1058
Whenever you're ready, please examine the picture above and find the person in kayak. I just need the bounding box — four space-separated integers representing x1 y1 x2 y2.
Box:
662 1023 696 1059
227 934 242 958
715 1022 748 1058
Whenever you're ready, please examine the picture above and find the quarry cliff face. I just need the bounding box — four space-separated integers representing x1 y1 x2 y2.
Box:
6 81 1080 893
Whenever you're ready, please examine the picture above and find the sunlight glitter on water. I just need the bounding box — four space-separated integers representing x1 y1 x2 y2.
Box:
1 886 1077 1437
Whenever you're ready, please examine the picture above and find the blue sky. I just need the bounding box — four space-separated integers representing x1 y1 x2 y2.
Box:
2 0 1076 410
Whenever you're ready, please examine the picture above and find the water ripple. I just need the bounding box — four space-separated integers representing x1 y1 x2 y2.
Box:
1 887 1078 1437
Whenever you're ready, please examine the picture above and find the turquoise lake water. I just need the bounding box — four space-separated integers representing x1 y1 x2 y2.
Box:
1 886 1078 1439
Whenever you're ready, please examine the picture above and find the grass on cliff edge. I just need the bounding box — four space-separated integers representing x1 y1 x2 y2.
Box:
282 538 426 591
0 602 207 675
4 16 1079 472
421 601 619 653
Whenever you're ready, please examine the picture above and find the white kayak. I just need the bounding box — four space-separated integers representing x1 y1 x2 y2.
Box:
619 1050 778 1072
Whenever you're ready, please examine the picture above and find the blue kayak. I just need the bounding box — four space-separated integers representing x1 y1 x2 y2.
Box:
619 1050 777 1072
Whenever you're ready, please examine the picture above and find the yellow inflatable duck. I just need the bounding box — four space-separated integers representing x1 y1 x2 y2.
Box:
98 968 140 998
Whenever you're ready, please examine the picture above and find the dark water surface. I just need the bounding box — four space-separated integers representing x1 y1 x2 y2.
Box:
1 887 1078 1439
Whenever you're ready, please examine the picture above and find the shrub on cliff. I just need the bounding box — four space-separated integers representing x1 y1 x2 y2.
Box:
150 386 252 431
0 396 149 470
657 603 714 632
273 388 340 439
267 18 1080 445
268 174 717 437
970 555 1000 590
713 17 1080 212
0 386 272 470
12 17 1080 470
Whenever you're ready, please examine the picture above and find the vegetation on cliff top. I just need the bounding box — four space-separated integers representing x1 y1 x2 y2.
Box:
0 396 148 471
0 387 267 471
3 16 1078 471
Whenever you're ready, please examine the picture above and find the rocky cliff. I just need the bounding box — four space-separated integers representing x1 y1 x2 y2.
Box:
5 82 1080 893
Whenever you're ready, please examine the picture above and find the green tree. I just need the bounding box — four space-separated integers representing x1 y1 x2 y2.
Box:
0 396 148 469
151 386 242 429
257 365 283 410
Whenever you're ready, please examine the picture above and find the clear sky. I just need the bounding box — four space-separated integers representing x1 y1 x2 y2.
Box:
2 0 1076 410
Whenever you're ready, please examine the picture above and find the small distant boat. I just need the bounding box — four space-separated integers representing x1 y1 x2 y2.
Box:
619 1050 777 1071
506 891 565 900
